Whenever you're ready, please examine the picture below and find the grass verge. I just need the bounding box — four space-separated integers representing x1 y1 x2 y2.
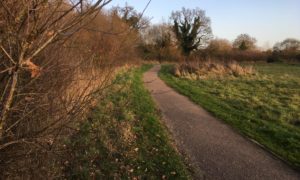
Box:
159 64 300 169
64 64 190 179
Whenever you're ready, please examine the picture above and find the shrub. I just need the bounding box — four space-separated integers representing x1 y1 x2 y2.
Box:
267 54 283 63
0 1 139 178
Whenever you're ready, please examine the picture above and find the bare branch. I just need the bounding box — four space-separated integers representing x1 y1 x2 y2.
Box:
0 46 16 64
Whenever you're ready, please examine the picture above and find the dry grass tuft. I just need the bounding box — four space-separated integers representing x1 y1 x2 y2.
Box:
173 60 256 79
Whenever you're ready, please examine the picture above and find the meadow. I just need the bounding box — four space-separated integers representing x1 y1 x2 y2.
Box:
159 63 300 168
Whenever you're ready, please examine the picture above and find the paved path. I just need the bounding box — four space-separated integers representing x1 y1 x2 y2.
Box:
143 65 300 180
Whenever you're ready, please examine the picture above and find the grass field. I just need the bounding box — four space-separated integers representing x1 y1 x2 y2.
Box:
159 63 300 169
65 65 190 179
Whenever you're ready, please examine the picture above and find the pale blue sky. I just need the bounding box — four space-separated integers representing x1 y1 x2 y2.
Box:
107 0 300 48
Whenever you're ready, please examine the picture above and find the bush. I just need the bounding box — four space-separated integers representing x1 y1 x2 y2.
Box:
267 54 283 63
267 51 300 63
0 2 140 178
296 53 300 61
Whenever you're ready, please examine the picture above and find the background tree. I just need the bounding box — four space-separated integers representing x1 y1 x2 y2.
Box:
139 24 177 62
273 38 300 52
207 38 232 54
112 3 150 31
270 38 300 63
151 25 172 62
233 34 257 51
171 7 212 56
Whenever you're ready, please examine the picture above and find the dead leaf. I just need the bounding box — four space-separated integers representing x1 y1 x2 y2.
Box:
47 30 55 36
22 59 41 78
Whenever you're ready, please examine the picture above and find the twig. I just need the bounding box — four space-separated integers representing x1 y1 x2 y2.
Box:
0 46 16 64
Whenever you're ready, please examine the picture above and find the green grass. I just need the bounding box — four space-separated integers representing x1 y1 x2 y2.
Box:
159 63 300 169
64 64 190 179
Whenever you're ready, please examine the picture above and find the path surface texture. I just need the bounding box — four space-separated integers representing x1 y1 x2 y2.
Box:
143 65 300 180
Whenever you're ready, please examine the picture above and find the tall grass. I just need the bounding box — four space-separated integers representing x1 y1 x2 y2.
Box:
173 60 255 80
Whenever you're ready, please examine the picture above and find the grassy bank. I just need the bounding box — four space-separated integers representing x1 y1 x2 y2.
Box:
159 63 300 169
64 65 190 179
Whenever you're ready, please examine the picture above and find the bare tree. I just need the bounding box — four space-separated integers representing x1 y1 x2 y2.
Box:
142 24 174 61
112 3 150 31
171 7 212 56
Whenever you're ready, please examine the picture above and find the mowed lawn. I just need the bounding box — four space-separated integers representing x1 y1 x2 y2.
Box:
159 63 300 168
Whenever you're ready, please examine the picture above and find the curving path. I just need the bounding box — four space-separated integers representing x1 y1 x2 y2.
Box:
143 65 300 180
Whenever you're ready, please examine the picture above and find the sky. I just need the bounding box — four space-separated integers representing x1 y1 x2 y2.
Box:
106 0 300 49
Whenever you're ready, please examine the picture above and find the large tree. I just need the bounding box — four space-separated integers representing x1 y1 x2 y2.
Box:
171 8 212 56
233 34 257 51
